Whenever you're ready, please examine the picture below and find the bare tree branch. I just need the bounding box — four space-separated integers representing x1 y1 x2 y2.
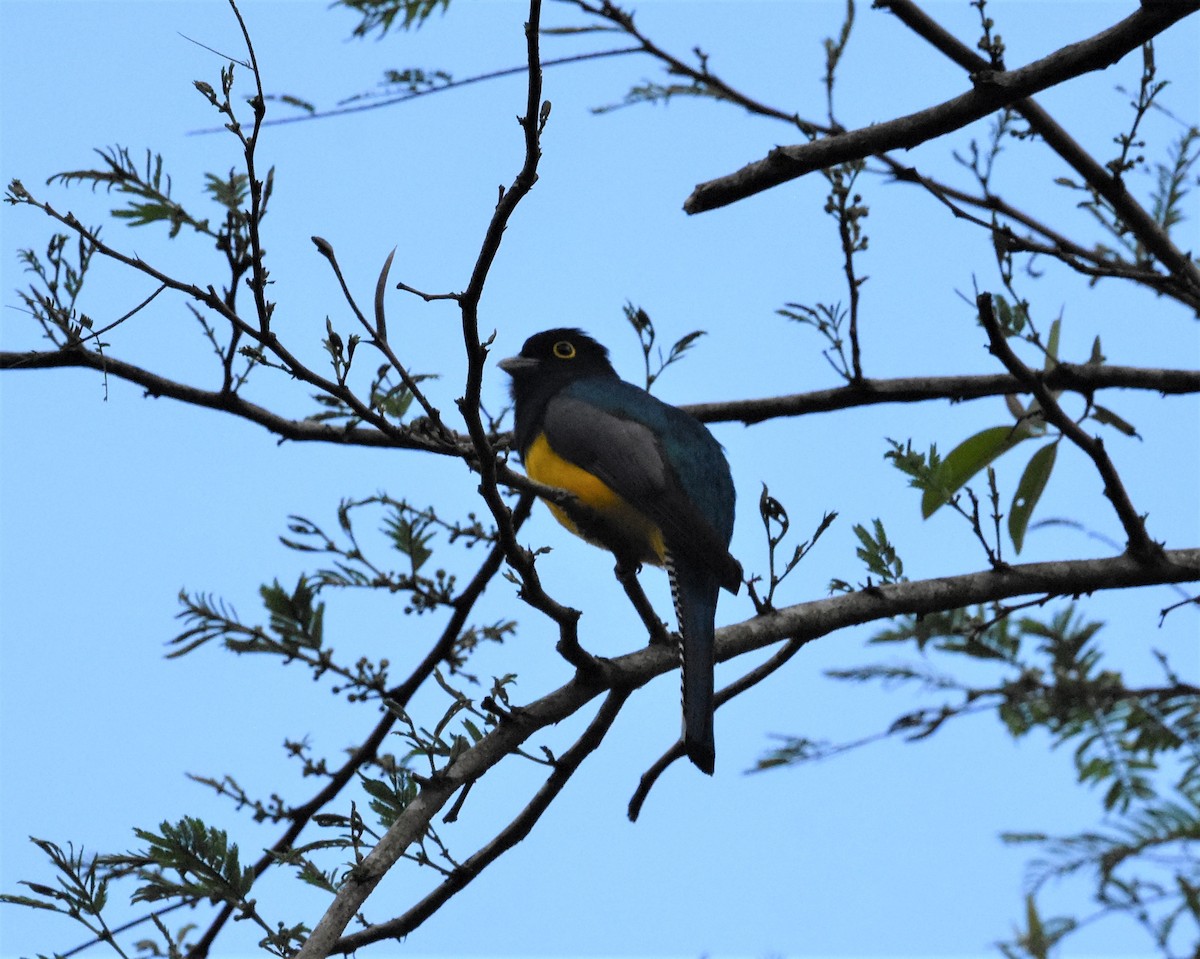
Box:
685 363 1200 423
877 0 1200 299
565 0 1200 311
683 2 1200 264
886 163 1200 309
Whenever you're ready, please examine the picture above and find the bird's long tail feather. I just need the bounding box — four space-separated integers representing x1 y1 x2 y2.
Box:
667 552 717 775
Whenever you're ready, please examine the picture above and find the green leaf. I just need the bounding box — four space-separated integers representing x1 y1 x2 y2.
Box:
921 425 1028 518
1009 443 1058 554
992 293 1027 335
852 518 904 584
265 93 316 114
1043 317 1061 369
122 817 254 906
360 770 416 827
344 0 450 38
383 511 434 572
1024 893 1048 959
374 384 415 420
1090 404 1140 438
112 201 181 228
204 172 249 212
259 577 324 649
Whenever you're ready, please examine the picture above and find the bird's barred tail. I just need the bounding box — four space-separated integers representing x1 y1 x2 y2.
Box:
666 552 717 775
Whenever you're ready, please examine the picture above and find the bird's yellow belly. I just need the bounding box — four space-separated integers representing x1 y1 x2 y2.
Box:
525 432 665 565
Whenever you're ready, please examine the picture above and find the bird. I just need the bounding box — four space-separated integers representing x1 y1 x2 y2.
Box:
499 328 740 774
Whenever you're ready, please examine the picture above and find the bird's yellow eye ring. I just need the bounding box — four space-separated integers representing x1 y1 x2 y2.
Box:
552 340 576 360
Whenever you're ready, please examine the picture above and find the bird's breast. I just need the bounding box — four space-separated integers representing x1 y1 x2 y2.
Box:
525 432 666 566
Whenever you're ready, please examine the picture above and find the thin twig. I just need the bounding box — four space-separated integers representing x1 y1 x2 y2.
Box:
193 47 644 132
226 0 272 333
310 237 450 435
330 689 631 954
628 633 811 820
886 164 1197 308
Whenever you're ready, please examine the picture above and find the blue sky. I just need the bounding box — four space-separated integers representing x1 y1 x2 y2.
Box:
2 2 1198 957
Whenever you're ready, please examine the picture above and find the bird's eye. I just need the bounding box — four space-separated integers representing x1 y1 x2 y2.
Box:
552 340 576 360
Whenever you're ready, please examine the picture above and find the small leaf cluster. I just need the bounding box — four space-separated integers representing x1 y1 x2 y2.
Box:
280 496 494 620
3 821 308 958
339 0 451 39
171 577 333 675
971 0 1007 69
0 838 113 931
889 312 1136 559
778 300 853 381
115 818 255 909
621 303 705 391
50 147 201 238
833 517 905 590
591 62 734 116
307 368 438 428
171 498 507 696
388 671 518 775
823 160 869 258
748 484 836 612
12 230 99 349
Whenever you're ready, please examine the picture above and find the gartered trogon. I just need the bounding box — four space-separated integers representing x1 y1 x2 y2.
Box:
499 329 741 774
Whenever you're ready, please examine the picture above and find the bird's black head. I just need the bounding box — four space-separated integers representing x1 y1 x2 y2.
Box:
498 328 618 392
499 329 619 452
498 329 616 381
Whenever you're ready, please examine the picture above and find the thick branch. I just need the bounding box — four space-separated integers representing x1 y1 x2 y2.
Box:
292 547 1200 951
684 363 1200 424
720 551 1199 665
7 348 1194 441
684 2 1199 239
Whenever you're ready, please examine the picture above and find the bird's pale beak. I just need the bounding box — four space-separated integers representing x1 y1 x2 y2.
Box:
497 355 537 375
